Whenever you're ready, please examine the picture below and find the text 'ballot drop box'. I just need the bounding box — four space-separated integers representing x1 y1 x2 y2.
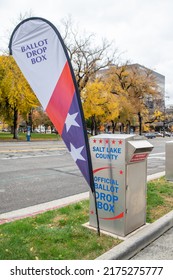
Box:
89 134 153 236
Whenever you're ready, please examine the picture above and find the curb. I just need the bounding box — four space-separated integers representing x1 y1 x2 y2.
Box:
147 171 165 181
0 192 89 225
96 210 173 260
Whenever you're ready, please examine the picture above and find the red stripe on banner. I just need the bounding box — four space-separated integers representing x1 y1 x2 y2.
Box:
46 61 75 135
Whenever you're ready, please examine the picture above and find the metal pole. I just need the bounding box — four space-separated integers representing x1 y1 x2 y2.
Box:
92 191 100 236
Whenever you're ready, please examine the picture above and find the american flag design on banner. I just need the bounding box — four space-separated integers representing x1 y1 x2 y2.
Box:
9 17 94 192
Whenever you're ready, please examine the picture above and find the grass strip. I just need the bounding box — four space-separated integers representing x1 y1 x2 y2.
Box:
0 132 60 141
0 201 121 260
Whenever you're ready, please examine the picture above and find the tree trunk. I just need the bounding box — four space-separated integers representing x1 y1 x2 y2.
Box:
138 112 142 135
91 115 98 135
119 123 124 133
13 107 18 139
126 120 131 134
111 120 116 134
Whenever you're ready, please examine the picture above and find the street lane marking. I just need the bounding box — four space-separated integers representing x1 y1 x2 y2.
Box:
0 146 66 153
0 152 67 160
149 152 165 156
149 156 165 160
149 152 165 160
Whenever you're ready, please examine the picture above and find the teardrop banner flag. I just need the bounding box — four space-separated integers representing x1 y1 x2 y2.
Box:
9 18 100 233
9 17 93 189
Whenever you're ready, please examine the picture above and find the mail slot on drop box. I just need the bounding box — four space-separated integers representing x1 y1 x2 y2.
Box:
89 134 153 237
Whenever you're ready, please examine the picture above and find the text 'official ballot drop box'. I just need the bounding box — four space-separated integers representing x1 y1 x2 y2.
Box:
89 134 153 236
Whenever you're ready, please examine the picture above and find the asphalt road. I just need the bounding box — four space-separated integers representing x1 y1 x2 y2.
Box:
0 137 171 214
147 137 167 175
0 140 88 214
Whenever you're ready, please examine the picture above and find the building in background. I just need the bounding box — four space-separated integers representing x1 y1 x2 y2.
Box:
126 63 165 113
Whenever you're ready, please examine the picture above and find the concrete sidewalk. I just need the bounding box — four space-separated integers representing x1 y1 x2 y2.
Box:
1 171 172 260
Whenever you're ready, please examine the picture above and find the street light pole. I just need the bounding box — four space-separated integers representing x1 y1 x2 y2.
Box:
163 95 169 137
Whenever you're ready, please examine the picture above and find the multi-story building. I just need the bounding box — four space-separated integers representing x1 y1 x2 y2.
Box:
126 63 165 113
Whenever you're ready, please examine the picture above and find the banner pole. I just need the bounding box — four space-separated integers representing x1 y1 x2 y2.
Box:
92 190 100 236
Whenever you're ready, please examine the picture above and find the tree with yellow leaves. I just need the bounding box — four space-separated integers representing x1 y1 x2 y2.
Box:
104 64 161 134
0 55 39 139
81 78 121 135
82 80 107 135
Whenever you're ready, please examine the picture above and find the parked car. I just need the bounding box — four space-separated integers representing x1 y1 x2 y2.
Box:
2 128 9 132
144 133 156 139
157 131 172 137
33 128 40 133
154 132 163 137
165 132 171 137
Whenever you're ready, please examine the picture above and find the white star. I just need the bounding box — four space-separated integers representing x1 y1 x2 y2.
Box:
70 143 86 162
65 112 80 132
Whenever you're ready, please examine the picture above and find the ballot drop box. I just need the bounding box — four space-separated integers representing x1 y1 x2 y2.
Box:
89 134 153 236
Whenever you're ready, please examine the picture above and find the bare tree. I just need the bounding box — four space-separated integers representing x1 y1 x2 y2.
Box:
60 17 119 91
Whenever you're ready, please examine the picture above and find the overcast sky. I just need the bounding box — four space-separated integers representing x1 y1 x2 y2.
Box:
0 0 173 105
